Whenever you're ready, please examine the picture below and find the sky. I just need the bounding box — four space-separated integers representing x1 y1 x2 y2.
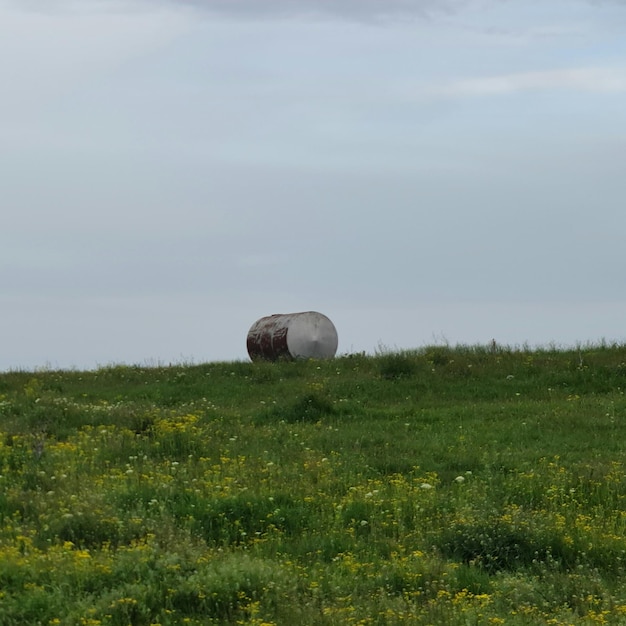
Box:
1 0 626 370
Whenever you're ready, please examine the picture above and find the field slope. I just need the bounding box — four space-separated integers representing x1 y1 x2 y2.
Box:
2 345 626 625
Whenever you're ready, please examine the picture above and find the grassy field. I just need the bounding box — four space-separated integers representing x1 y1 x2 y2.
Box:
3 344 626 625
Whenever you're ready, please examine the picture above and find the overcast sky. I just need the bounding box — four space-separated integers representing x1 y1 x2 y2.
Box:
2 0 626 370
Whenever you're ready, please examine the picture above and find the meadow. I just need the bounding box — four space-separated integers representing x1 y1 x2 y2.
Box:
3 344 626 625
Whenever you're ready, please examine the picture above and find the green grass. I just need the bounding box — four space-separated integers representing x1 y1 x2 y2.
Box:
3 344 626 624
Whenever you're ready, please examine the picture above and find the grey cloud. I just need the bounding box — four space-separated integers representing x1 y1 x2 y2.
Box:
13 0 470 20
181 0 626 20
11 0 624 21
173 0 467 19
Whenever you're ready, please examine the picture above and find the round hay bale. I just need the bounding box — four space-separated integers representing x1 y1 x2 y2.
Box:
246 311 338 361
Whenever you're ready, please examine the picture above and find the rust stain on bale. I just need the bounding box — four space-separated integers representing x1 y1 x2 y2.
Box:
247 314 290 361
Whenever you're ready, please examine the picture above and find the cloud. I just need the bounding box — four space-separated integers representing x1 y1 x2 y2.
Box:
141 0 626 21
9 0 625 24
8 0 470 20
176 0 467 19
423 67 626 98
